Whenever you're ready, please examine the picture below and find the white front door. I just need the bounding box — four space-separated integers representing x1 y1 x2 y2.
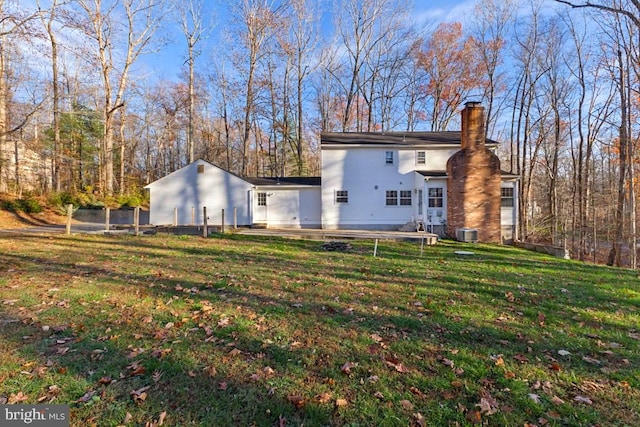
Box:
255 191 268 223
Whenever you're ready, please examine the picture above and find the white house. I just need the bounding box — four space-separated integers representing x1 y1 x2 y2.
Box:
145 162 321 228
145 103 518 243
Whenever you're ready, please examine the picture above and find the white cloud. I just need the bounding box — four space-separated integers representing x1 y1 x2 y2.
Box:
412 0 478 28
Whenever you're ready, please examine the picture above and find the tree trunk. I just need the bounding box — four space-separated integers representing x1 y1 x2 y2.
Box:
608 50 627 267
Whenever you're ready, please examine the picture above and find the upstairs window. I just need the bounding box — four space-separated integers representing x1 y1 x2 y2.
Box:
428 188 443 208
416 151 426 165
385 151 394 165
335 190 349 203
501 187 514 207
257 192 267 206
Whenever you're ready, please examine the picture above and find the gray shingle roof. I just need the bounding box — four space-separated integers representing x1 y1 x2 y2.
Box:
244 176 321 186
321 131 498 146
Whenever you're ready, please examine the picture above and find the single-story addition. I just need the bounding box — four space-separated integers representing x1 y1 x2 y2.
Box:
145 102 519 243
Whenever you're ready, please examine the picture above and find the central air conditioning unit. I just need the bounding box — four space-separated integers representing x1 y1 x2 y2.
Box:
456 228 478 243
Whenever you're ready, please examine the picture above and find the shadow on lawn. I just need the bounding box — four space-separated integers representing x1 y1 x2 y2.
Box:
0 233 638 425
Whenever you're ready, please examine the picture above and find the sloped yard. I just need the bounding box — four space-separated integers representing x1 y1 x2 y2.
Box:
0 233 638 426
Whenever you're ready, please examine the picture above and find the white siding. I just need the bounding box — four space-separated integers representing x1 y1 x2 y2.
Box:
501 181 518 226
322 146 455 230
252 187 321 228
146 160 252 226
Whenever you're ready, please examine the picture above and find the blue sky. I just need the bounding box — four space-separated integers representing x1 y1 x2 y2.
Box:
141 0 478 82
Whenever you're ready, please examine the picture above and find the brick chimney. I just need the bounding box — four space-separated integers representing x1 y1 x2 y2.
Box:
461 101 485 150
446 102 502 243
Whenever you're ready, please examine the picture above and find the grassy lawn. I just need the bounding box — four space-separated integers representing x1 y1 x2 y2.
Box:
0 233 638 426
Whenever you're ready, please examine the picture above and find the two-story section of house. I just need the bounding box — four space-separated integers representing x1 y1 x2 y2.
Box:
145 103 518 243
321 102 518 243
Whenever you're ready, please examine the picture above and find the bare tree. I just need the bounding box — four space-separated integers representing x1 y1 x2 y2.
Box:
76 0 164 196
469 0 515 137
0 0 41 192
230 0 280 176
555 0 640 29
176 0 208 164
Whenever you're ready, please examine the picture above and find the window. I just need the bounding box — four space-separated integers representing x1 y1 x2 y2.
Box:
336 190 349 203
428 188 443 208
257 192 267 206
400 190 412 206
385 190 398 206
418 189 423 215
386 190 411 206
385 151 394 165
416 151 426 165
197 164 205 173
501 187 514 207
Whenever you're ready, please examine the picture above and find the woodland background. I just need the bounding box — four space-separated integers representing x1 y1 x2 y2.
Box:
0 0 638 267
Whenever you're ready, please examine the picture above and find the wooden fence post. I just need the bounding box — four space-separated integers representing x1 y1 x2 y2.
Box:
221 209 225 234
203 207 208 237
174 207 178 226
66 204 73 235
233 207 237 229
105 207 110 231
134 207 140 236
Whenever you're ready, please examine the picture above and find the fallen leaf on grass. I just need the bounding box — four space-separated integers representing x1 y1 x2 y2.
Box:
76 390 96 403
127 361 146 376
263 366 275 376
528 393 541 404
123 412 133 424
341 362 356 375
374 391 385 400
370 333 384 343
335 398 348 408
287 395 305 408
551 396 565 405
400 400 414 411
582 356 601 365
151 348 172 359
413 412 426 427
557 350 571 357
466 410 482 425
410 386 426 398
440 358 455 368
218 381 228 391
383 354 410 373
574 395 593 405
8 392 29 403
476 391 499 415
314 392 332 404
131 386 150 403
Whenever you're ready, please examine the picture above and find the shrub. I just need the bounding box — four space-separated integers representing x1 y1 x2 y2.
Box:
1 198 43 213
2 200 20 212
49 191 77 208
20 197 43 214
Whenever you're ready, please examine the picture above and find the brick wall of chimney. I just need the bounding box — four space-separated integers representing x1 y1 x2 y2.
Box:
447 102 502 243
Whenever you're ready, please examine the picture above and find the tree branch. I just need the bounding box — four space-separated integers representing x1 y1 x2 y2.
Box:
555 1 640 29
